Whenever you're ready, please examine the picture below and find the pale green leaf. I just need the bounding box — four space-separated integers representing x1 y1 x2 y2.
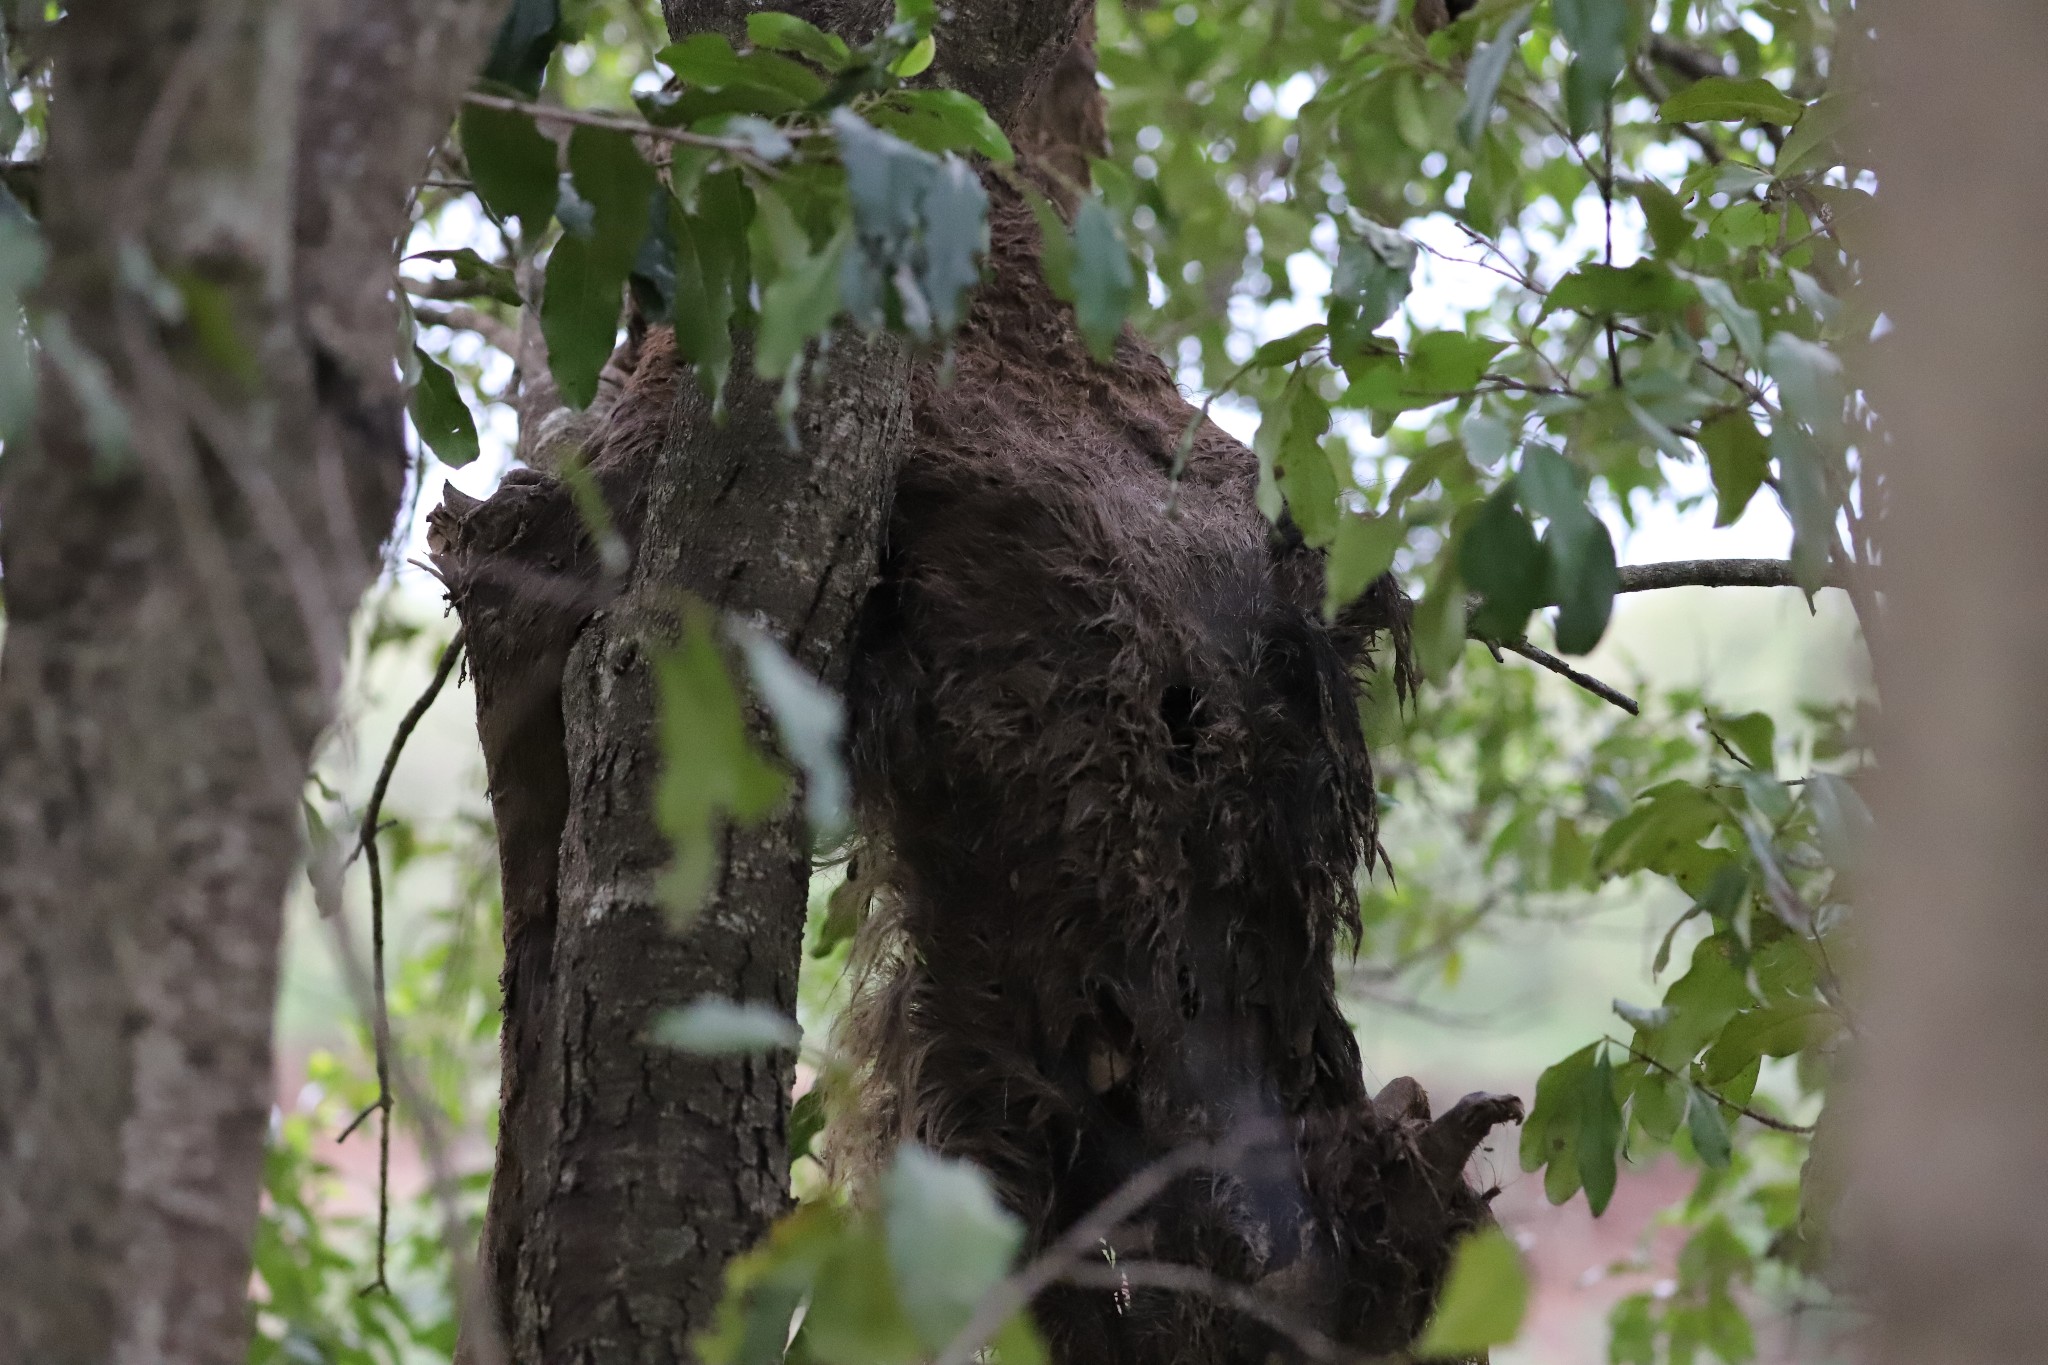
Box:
882 1147 1024 1349
650 998 802 1055
408 348 479 467
1660 76 1806 126
1414 1228 1529 1357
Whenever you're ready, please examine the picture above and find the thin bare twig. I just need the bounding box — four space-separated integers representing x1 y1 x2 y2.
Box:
933 1124 1287 1365
1499 637 1641 715
310 858 507 1365
402 273 506 303
342 630 467 1292
1609 1036 1815 1136
460 90 788 172
411 300 522 355
1062 1262 1373 1364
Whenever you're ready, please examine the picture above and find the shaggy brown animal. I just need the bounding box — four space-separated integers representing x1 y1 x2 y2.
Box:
430 14 1523 1355
830 154 1522 1360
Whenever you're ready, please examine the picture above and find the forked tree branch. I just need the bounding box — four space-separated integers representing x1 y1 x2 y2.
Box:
1480 559 1855 714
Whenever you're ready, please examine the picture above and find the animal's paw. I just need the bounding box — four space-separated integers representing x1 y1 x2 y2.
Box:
1418 1091 1524 1179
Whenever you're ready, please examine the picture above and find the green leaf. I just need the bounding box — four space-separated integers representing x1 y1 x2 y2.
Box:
1069 196 1136 362
1710 710 1775 772
540 128 656 409
482 0 560 96
1325 514 1405 619
1404 331 1507 400
733 619 850 837
1627 1063 1686 1141
835 109 989 343
1610 1294 1657 1365
755 226 847 381
671 173 752 400
890 33 936 78
1461 409 1513 468
650 998 802 1054
1577 1046 1623 1215
1703 1000 1841 1084
539 235 613 411
1516 444 1583 525
1329 217 1417 354
1547 262 1696 318
1595 782 1728 882
789 1088 828 1163
882 1147 1025 1349
1248 322 1328 370
1518 445 1613 653
1633 179 1692 259
659 33 828 111
1766 332 1846 447
1521 1042 1597 1202
656 601 789 917
571 126 660 276
869 89 1015 163
1414 552 1470 683
1553 0 1630 136
1636 937 1753 1070
1547 512 1616 655
1699 412 1770 527
1772 422 1839 597
1259 372 1337 540
1686 1086 1732 1168
805 1222 924 1365
1414 1228 1529 1357
407 348 479 467
459 101 558 232
406 247 522 306
1659 76 1807 126
1689 273 1763 359
1614 1000 1673 1033
991 1313 1048 1365
1806 772 1874 878
1458 6 1533 148
747 12 851 71
1775 91 1855 174
1460 485 1548 640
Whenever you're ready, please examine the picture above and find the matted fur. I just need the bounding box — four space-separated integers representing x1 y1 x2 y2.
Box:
832 170 1503 1363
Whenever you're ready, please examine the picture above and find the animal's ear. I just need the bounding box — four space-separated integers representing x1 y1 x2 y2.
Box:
1373 1074 1432 1125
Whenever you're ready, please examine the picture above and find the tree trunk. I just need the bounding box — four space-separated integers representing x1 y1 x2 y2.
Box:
0 4 495 1361
1849 4 2048 1361
441 3 1095 1356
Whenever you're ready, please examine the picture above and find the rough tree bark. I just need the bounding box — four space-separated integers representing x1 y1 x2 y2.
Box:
0 3 497 1361
435 3 1096 1357
1849 4 2048 1361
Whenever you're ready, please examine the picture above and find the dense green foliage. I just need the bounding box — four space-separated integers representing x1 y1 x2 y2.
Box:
0 0 1875 1359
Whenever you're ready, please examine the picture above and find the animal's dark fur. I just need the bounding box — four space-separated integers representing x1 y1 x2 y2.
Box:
834 171 1517 1362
